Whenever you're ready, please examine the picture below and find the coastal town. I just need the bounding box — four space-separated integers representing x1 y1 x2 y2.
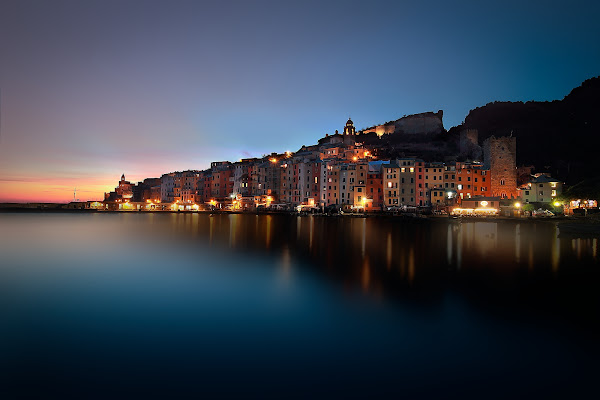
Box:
36 112 588 217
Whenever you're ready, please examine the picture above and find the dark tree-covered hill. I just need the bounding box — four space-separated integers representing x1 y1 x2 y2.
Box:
457 76 600 184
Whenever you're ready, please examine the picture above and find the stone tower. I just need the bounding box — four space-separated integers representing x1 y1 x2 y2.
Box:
483 136 518 199
343 118 356 136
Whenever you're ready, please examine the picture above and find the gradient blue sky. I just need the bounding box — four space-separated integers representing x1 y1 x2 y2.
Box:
1 0 599 201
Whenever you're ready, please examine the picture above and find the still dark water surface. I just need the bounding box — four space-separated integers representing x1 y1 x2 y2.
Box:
1 213 599 398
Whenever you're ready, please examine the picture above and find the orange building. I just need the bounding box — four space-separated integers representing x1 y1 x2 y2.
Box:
365 164 383 211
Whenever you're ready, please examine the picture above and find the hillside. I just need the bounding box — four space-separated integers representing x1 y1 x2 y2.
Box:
456 77 600 184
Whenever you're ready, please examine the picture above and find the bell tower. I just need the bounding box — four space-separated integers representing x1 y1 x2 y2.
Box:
343 118 356 136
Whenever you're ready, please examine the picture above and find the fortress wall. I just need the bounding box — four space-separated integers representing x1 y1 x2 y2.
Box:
360 111 444 137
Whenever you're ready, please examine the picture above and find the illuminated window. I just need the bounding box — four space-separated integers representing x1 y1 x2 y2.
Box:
551 182 557 188
410 168 414 173
551 190 557 197
387 182 393 188
401 168 406 173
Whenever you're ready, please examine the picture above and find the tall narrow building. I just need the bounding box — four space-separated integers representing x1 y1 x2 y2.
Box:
483 136 518 199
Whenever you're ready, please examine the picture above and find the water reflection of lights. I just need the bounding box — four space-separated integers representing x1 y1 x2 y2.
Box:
229 214 237 248
551 225 560 272
156 215 597 294
456 224 462 270
296 216 301 241
362 257 370 292
280 246 291 285
386 233 392 271
361 218 366 258
209 214 214 244
447 224 453 265
265 215 272 249
572 239 581 260
515 224 520 263
408 247 415 284
309 217 314 252
473 223 497 257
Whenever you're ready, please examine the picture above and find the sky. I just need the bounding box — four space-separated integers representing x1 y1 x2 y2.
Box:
1 0 599 202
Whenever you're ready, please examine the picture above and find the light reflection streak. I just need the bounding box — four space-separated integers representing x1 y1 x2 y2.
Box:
309 216 314 252
551 226 560 273
280 245 291 285
571 238 582 261
515 224 520 263
447 224 452 265
191 213 199 238
408 247 415 284
361 257 370 292
229 214 237 248
456 224 462 270
296 216 301 241
361 218 366 258
386 233 392 271
266 215 272 249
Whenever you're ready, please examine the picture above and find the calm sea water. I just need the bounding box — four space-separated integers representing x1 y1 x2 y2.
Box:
1 213 598 398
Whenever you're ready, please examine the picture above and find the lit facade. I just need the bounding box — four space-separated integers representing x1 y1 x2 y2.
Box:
519 174 562 203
